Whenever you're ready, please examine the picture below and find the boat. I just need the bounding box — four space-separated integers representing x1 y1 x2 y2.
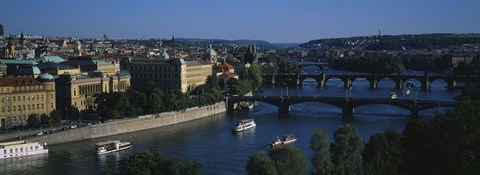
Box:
95 140 132 155
0 141 48 159
232 119 256 132
402 89 410 95
389 92 397 99
269 135 297 148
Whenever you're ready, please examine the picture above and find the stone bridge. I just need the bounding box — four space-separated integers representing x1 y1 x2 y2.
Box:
262 73 478 91
227 96 456 119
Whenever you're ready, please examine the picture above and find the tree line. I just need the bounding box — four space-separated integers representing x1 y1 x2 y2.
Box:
330 55 405 74
93 76 224 120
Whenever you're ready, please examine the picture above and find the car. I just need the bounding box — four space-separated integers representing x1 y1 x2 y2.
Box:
70 125 78 129
35 132 43 136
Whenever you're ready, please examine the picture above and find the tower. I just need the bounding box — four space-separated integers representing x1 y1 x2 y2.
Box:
171 35 175 43
4 35 15 58
204 44 218 63
74 40 82 56
20 31 25 45
244 44 258 64
0 23 4 36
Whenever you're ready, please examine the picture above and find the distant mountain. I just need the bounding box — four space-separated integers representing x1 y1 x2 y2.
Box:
272 43 299 49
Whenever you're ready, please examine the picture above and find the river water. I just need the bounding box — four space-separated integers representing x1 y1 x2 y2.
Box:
0 67 460 175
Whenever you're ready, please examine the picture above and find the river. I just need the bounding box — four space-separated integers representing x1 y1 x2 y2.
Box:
0 67 461 175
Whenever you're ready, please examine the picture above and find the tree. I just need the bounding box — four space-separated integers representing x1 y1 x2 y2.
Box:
445 98 480 174
110 151 201 175
26 114 41 128
310 128 334 175
246 152 278 175
40 113 50 126
364 129 404 175
49 109 62 124
331 124 365 175
268 145 308 175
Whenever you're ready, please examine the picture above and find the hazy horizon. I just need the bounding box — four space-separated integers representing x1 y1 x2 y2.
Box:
1 0 479 43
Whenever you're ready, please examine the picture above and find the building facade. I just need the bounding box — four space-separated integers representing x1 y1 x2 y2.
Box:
0 75 56 128
55 71 130 119
126 58 212 93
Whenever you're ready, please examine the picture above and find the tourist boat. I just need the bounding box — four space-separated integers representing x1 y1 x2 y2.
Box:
95 140 132 155
269 135 297 148
0 141 48 159
389 92 397 99
232 119 256 132
402 89 411 95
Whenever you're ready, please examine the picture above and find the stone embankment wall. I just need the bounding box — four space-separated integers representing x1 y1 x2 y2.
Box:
27 102 226 145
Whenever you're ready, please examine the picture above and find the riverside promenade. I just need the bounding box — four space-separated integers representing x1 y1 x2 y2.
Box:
1 102 226 145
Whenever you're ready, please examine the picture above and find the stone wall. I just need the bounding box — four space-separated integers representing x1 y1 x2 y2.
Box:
27 102 226 145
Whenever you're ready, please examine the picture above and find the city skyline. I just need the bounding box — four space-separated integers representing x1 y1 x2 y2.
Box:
0 0 479 43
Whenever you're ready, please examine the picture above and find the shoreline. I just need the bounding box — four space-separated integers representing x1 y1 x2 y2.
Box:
24 102 226 145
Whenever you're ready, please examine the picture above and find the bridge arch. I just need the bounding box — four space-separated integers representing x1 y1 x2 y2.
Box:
404 78 422 89
351 77 370 88
324 76 345 88
429 78 448 89
377 78 396 88
300 78 319 87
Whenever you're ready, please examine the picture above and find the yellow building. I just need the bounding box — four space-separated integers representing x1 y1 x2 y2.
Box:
0 74 56 128
55 71 130 118
126 58 212 93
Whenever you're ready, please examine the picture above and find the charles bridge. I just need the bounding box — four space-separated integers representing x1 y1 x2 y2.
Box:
262 72 478 91
227 96 457 119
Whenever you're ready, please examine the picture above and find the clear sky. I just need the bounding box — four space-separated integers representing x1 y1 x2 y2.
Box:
0 0 479 43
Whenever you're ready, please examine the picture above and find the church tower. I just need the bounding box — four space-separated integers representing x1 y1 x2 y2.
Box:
4 35 15 58
74 40 82 56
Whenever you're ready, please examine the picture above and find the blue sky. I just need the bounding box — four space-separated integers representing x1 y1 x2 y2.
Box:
0 0 479 43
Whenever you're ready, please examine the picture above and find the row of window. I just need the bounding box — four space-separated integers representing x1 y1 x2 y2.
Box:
1 103 54 113
129 65 179 72
0 85 48 93
3 146 40 154
0 94 53 102
130 73 180 79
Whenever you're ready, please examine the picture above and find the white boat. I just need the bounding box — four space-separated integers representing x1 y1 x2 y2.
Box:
0 141 48 159
402 89 410 95
389 92 397 99
95 140 132 155
269 135 297 148
232 119 256 132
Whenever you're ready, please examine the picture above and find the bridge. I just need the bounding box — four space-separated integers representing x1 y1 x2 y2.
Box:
295 62 329 70
227 96 456 119
262 72 478 91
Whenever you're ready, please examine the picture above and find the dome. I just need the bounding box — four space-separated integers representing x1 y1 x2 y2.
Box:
204 45 217 57
160 50 169 59
38 73 54 80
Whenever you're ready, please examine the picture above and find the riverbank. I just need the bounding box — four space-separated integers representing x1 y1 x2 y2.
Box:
23 102 226 145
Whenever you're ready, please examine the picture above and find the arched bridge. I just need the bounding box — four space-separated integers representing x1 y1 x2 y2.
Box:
262 73 478 91
227 96 456 119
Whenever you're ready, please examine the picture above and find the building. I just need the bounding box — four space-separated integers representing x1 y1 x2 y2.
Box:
126 58 212 93
0 59 38 76
61 56 117 75
36 62 81 75
0 74 56 128
204 45 218 63
0 59 6 76
55 71 130 119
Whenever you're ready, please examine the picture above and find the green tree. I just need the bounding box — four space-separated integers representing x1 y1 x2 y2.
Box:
49 109 62 124
445 98 480 174
26 114 41 128
331 124 365 175
146 88 165 114
113 151 201 175
310 128 334 175
364 129 404 175
246 152 279 175
402 116 449 175
268 145 308 175
40 113 50 126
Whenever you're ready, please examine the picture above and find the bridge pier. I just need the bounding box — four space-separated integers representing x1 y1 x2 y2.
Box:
344 79 352 89
447 79 457 90
318 74 326 89
342 103 354 120
278 100 290 115
410 108 419 119
421 79 430 91
395 79 403 89
368 79 378 89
